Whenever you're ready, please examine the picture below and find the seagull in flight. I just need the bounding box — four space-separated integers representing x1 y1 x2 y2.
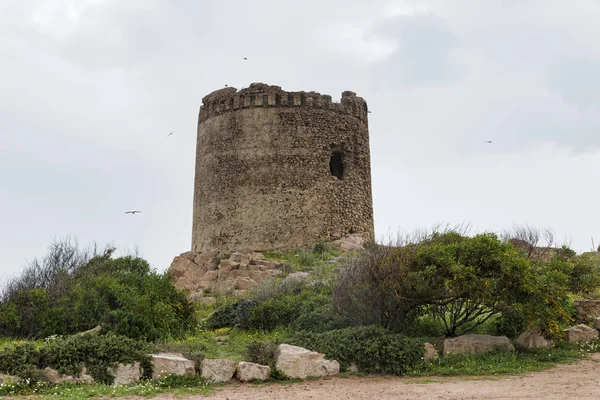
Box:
125 210 141 215
167 132 173 137
243 57 248 60
487 140 492 143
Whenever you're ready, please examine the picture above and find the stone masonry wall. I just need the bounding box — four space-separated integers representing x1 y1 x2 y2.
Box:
192 83 374 252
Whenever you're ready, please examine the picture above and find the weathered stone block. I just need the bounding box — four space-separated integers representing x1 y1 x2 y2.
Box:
150 353 195 380
516 330 554 350
235 362 270 382
275 344 340 379
443 334 515 356
423 342 437 361
564 324 599 343
108 362 141 385
201 359 237 383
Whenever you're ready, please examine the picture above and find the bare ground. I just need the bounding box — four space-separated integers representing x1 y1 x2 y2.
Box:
126 353 600 400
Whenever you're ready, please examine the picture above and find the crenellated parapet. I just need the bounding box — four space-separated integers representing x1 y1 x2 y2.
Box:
198 83 369 123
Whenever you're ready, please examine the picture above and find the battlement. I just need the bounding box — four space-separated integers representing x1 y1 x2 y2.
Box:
198 83 369 123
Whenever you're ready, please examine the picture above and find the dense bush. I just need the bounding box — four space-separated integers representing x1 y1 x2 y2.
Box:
0 332 150 385
204 299 256 330
0 239 196 340
334 231 575 338
290 326 424 375
205 288 341 332
245 340 279 368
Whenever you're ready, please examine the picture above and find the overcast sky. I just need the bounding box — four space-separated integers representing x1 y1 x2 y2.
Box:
1 0 599 284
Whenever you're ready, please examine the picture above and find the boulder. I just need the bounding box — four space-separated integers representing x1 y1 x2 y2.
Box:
217 260 240 279
150 353 195 380
201 359 238 383
234 277 257 290
564 324 599 343
443 334 515 356
594 317 600 330
331 234 366 252
423 342 437 361
42 367 94 384
194 250 221 270
229 252 251 267
516 330 554 350
108 362 141 385
235 362 271 382
275 344 340 379
169 253 208 291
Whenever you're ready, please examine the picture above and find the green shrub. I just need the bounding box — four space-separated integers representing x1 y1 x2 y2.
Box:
39 332 150 384
290 326 424 375
334 231 574 338
0 342 41 377
245 340 278 367
0 239 196 340
248 290 331 331
205 299 255 330
0 332 150 385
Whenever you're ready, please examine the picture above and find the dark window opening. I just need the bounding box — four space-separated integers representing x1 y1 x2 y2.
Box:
330 151 344 180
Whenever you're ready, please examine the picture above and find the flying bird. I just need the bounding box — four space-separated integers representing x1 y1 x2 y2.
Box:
167 132 173 137
125 210 141 215
243 57 247 60
487 140 492 143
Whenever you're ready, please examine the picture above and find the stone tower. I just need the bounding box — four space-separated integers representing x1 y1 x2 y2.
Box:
192 83 374 252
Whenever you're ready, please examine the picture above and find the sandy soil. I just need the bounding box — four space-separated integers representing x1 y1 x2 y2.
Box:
126 353 600 400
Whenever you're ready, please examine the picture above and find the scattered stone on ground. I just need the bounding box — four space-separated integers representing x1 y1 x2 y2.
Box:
423 342 437 361
443 334 515 356
275 344 340 379
516 330 554 350
235 362 271 382
330 234 366 252
201 359 238 383
108 362 141 385
150 353 195 380
564 324 599 343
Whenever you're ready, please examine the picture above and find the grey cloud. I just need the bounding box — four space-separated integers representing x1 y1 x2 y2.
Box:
368 13 462 86
549 53 600 109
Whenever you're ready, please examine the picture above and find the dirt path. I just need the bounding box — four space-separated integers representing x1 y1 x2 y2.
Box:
130 354 600 400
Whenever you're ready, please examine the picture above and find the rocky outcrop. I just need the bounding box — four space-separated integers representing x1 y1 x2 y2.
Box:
443 334 515 356
516 330 554 350
331 234 366 252
150 353 195 380
42 367 94 384
201 359 238 383
275 344 340 379
108 362 141 385
235 362 271 382
169 251 281 298
564 324 599 343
